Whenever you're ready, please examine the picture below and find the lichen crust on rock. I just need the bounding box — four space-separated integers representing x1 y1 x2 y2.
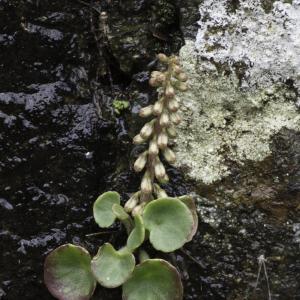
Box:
196 0 300 93
174 39 300 184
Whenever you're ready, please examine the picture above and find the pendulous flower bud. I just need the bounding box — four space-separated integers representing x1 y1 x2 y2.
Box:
153 184 168 198
163 147 176 164
176 82 188 92
132 202 146 216
157 53 168 63
167 98 180 112
139 105 153 117
166 125 177 138
170 112 181 125
176 72 188 82
157 73 166 83
149 78 160 87
159 111 169 127
158 173 169 184
165 85 175 98
133 134 146 144
133 151 148 172
172 56 180 65
151 71 161 78
154 158 166 180
157 131 168 149
149 137 159 156
141 171 152 194
153 99 164 115
173 65 182 74
140 121 154 139
124 192 140 212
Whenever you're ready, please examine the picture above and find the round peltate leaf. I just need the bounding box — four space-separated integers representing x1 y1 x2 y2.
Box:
93 191 120 228
179 195 198 241
127 215 145 251
91 243 135 288
143 197 194 252
44 244 96 300
122 259 183 300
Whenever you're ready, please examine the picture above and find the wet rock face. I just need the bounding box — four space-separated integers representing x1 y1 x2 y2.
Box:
107 0 183 74
0 1 121 299
0 1 185 299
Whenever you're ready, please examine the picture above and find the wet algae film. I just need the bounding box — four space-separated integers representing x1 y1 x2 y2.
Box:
0 0 299 300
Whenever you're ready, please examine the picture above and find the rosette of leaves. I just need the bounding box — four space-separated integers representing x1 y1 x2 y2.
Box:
44 191 198 300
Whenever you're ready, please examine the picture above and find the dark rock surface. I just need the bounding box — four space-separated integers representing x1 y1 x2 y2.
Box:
0 0 184 299
184 128 300 299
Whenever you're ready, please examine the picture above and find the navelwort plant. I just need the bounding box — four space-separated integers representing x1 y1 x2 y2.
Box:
44 54 198 300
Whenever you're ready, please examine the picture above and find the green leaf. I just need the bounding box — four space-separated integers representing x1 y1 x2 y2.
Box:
178 195 198 241
93 191 120 228
44 244 96 300
112 203 130 221
143 197 194 252
127 215 145 251
122 259 183 300
91 243 135 288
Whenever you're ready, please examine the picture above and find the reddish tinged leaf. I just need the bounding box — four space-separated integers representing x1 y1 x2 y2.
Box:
44 244 96 300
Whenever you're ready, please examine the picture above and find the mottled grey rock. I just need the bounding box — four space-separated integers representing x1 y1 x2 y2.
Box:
174 39 299 184
196 0 300 93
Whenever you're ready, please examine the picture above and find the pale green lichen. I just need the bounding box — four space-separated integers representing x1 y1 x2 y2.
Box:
113 100 130 115
174 41 300 184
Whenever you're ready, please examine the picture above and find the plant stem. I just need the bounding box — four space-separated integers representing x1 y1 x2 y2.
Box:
139 250 150 262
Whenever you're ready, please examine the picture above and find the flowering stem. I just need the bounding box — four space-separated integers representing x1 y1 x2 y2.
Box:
128 53 188 214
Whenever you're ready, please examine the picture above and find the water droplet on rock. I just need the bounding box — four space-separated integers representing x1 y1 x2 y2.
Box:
85 152 93 159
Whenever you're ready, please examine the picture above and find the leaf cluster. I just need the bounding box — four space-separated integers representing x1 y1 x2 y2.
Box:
44 192 198 300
